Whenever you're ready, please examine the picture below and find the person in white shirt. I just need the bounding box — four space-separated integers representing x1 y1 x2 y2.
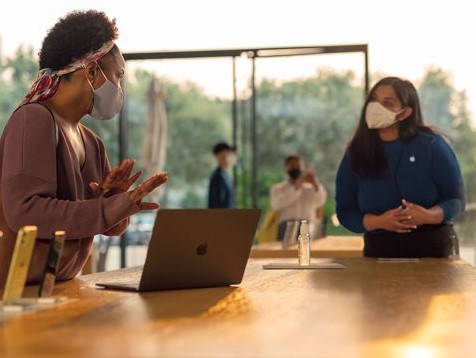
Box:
270 155 327 240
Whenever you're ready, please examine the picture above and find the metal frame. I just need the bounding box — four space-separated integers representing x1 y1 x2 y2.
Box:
118 44 369 267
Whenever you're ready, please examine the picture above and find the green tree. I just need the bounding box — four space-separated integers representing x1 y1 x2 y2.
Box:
417 68 476 201
253 69 364 234
121 69 232 208
0 45 37 129
417 68 476 242
418 67 455 136
447 89 476 243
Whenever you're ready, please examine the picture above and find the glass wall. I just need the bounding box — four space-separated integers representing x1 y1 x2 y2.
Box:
1 47 475 269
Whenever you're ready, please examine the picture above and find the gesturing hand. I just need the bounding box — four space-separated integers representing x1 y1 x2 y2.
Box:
89 158 142 198
129 172 168 210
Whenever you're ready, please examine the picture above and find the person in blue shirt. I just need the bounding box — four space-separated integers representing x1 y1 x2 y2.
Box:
335 76 465 258
208 142 237 208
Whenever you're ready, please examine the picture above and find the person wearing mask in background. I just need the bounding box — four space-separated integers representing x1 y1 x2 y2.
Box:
335 76 465 258
0 10 167 288
270 154 327 241
208 142 237 208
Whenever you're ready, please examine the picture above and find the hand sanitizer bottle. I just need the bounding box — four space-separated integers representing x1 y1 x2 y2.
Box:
298 219 310 266
449 234 460 260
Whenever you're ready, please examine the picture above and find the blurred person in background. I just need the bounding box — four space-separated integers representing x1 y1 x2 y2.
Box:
208 142 237 208
270 154 327 241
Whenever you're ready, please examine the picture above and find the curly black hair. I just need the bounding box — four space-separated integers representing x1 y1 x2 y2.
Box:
39 10 119 71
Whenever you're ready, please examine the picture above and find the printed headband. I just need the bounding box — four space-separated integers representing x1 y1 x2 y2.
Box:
21 40 115 105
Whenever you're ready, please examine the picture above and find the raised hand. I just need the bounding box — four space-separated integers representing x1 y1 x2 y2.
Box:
129 172 168 211
89 158 142 198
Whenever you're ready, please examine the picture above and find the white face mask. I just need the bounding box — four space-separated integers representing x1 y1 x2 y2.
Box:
365 101 404 129
88 65 123 120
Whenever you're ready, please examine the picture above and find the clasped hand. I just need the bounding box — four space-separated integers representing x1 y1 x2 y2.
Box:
378 199 431 233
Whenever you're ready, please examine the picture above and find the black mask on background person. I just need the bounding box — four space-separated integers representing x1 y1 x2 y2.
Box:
288 169 301 180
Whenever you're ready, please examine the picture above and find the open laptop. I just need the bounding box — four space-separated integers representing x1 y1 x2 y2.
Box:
96 208 261 291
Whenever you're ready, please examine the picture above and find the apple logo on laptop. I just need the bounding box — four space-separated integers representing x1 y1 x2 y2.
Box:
196 242 208 256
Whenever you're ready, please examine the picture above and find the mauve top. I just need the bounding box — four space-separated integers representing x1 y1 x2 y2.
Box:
0 103 139 287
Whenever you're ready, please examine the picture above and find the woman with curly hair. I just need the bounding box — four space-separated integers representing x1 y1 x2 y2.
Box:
0 10 167 286
335 77 465 258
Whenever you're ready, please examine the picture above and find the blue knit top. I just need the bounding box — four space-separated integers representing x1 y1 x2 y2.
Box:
335 133 466 233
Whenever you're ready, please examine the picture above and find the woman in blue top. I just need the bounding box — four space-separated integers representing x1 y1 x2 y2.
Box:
335 77 465 258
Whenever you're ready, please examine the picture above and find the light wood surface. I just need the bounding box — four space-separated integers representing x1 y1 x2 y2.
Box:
2 257 476 357
250 235 364 258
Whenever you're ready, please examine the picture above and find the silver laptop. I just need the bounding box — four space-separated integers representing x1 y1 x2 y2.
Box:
96 208 261 291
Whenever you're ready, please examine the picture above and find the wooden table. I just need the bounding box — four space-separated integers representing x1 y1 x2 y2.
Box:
2 257 476 357
250 235 364 258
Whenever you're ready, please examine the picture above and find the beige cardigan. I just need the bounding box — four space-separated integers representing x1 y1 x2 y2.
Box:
0 103 139 287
